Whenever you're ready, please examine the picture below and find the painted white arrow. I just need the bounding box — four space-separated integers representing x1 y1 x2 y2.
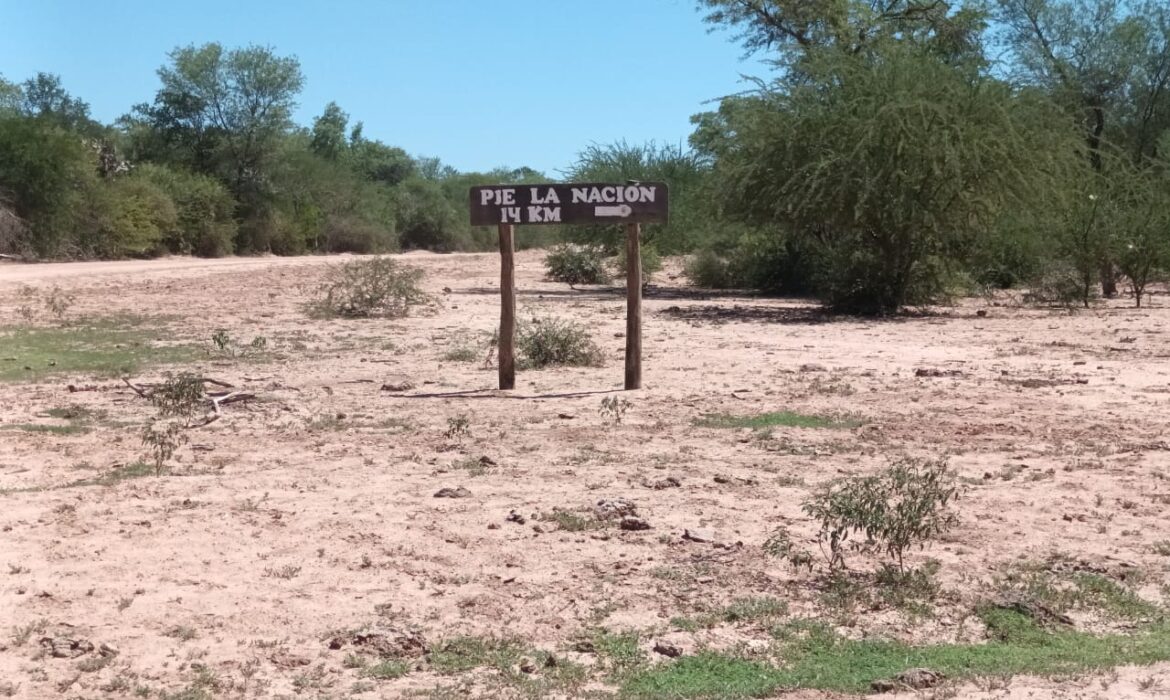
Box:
594 204 633 218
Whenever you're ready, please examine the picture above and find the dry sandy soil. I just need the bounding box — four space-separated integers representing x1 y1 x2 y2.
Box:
1 251 1169 699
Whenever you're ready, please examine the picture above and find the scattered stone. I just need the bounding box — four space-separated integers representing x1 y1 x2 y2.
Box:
40 637 94 659
434 487 472 499
269 650 311 668
98 643 118 658
620 516 651 531
682 528 721 544
799 363 827 372
914 368 963 378
593 499 637 520
380 376 416 392
519 657 537 674
478 456 498 467
334 627 427 658
506 510 527 525
646 476 681 490
871 668 944 692
653 641 682 658
976 309 987 317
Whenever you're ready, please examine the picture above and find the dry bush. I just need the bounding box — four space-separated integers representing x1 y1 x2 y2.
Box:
310 257 431 318
517 317 604 369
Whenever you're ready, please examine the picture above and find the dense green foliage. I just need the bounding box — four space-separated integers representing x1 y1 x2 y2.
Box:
2 3 1169 313
0 45 549 260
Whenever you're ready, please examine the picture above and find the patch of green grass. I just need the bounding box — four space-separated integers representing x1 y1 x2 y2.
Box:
593 630 646 677
2 461 158 496
364 659 409 680
721 597 788 624
545 510 599 533
999 563 1159 621
0 423 89 435
428 636 528 674
694 411 858 430
0 319 197 382
1071 573 1159 620
622 611 1170 698
672 598 789 632
67 462 157 488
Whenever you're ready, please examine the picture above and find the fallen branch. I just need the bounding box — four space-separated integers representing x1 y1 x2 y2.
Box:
122 377 151 398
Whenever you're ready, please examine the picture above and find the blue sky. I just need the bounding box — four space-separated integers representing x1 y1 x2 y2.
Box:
0 0 766 175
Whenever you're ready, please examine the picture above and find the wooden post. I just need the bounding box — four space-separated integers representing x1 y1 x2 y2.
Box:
624 222 642 390
498 223 516 390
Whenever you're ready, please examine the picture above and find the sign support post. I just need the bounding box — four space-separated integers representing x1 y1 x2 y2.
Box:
498 223 516 390
624 222 642 390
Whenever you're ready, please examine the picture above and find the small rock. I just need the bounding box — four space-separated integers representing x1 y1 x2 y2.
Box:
871 668 944 692
98 643 118 658
39 637 94 659
799 363 827 372
976 309 987 317
519 657 537 674
380 376 416 392
653 641 682 658
269 650 311 668
594 499 637 520
571 639 596 653
345 627 427 658
647 476 681 490
682 528 721 544
620 516 651 531
434 487 472 499
506 510 527 525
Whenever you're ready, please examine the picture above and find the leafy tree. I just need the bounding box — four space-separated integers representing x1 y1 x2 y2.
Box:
0 75 20 115
349 134 415 186
996 0 1170 295
1107 160 1170 307
697 44 1078 313
310 101 349 161
134 163 238 256
270 135 397 253
699 0 988 68
563 140 710 255
0 116 91 256
18 73 96 133
76 176 177 258
133 43 304 250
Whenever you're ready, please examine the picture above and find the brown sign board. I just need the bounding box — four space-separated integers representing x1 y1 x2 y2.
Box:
469 182 668 226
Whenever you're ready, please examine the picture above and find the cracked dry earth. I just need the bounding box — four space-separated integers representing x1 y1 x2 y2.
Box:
1 251 1170 699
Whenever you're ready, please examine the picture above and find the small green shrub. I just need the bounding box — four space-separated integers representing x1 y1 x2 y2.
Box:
684 249 736 288
1024 261 1089 308
141 421 186 476
612 244 662 282
599 396 630 424
517 317 604 369
545 244 609 287
311 257 431 318
803 458 960 571
150 373 205 422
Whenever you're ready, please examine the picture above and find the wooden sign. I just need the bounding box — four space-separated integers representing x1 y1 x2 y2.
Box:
469 182 668 226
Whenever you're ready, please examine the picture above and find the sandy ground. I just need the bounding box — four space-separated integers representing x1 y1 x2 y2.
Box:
1 252 1169 699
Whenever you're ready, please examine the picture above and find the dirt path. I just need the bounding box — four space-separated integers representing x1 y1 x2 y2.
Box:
1 252 1169 699
0 251 463 286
